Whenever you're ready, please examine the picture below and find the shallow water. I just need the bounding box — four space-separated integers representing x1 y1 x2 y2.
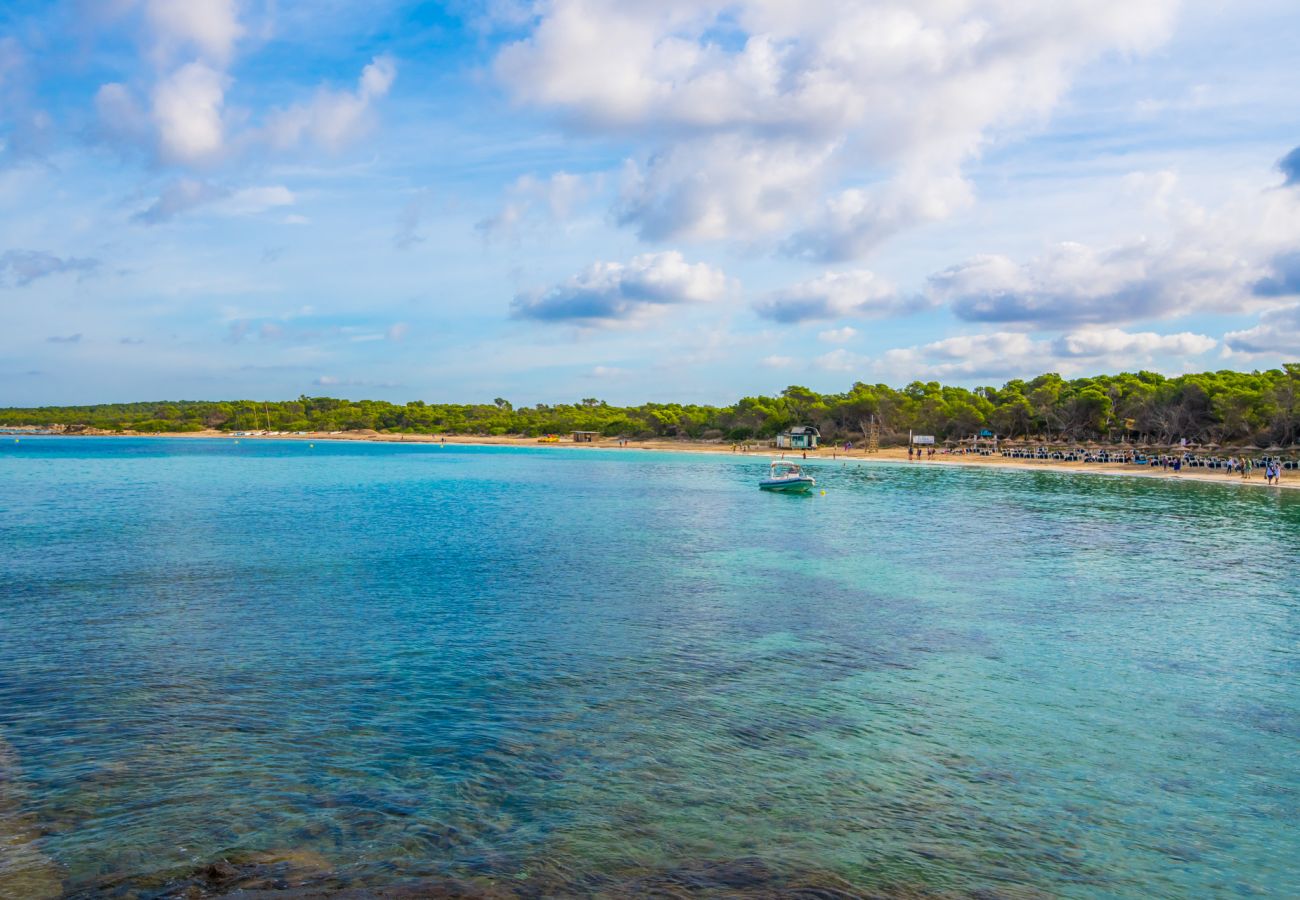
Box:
1 437 1297 898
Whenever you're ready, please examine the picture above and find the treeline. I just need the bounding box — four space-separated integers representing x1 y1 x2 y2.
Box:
4 366 1299 446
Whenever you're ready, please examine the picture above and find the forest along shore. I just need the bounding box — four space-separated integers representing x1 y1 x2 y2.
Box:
18 429 1298 492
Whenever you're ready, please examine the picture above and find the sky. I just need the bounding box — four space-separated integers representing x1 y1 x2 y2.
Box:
2 0 1299 406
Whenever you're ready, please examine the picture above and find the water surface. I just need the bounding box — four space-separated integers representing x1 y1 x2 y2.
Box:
1 438 1297 897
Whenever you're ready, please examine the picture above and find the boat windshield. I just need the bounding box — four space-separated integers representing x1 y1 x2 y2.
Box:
769 461 802 475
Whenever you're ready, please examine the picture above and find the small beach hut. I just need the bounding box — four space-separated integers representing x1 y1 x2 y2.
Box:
571 431 599 443
775 426 820 450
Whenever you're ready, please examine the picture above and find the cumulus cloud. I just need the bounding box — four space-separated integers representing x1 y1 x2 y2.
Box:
615 137 836 242
144 0 243 65
880 328 1216 380
264 56 397 152
912 160 1300 329
932 241 1256 329
94 0 394 166
1223 304 1300 355
786 171 975 262
495 0 1178 254
1050 328 1216 358
754 269 907 323
761 355 794 369
1 250 100 287
91 1 243 164
150 61 229 165
511 251 729 325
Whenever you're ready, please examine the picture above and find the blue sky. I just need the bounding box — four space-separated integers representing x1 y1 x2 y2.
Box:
2 0 1299 406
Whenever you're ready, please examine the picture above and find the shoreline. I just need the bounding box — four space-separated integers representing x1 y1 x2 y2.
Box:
14 429 1297 492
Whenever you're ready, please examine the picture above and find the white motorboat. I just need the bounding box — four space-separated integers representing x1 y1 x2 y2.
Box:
759 460 815 492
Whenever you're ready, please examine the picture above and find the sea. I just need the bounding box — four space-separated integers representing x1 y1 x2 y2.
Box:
1 437 1297 898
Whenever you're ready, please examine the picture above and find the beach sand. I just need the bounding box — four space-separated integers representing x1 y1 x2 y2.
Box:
69 429 1298 493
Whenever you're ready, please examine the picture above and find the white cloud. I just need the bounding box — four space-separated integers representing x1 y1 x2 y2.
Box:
923 165 1300 329
95 2 395 167
615 136 837 242
761 355 794 369
879 328 1217 380
145 0 243 65
264 56 397 152
1052 328 1216 358
818 326 858 344
495 0 1179 254
754 269 906 323
930 240 1260 329
1223 304 1300 355
786 170 975 262
151 61 228 164
511 251 730 325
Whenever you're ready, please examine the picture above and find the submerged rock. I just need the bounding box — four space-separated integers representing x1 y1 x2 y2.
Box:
0 738 64 900
75 848 1033 899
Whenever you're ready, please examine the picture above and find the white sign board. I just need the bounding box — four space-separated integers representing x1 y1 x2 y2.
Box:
912 435 935 445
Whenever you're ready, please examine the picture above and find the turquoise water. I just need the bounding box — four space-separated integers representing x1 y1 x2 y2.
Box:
1 437 1297 898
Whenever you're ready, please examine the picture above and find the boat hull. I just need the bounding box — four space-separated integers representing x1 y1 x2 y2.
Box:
759 477 816 492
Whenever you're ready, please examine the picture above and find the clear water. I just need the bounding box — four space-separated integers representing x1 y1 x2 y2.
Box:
1 437 1297 898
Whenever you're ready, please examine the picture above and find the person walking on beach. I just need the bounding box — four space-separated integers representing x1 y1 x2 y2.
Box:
1243 458 1253 480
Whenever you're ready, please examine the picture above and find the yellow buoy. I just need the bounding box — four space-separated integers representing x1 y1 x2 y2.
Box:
820 490 826 495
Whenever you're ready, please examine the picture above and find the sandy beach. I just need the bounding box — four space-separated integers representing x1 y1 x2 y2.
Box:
31 428 1295 492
